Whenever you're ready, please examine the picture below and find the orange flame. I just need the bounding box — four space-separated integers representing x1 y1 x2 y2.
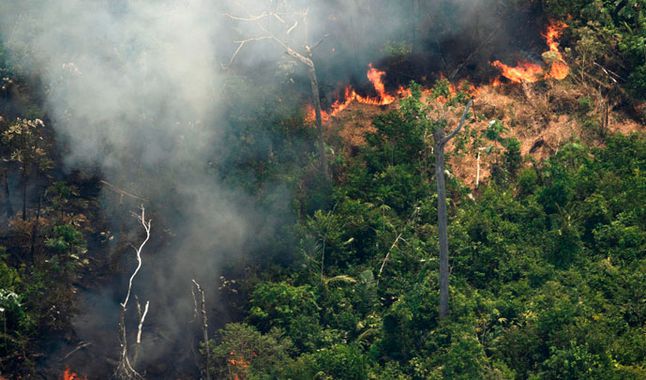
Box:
543 20 570 80
548 60 570 80
491 60 544 84
544 20 568 55
396 85 412 98
358 64 396 105
306 64 405 123
227 351 251 380
62 367 87 380
491 20 570 84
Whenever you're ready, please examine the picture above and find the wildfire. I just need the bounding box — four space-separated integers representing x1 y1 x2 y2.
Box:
491 20 570 84
306 64 405 123
62 367 87 380
362 64 395 105
543 20 570 80
490 60 544 84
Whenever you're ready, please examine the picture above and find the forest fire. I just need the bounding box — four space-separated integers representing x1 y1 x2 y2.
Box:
490 60 544 83
308 21 571 124
491 20 570 84
306 64 406 123
543 20 570 79
362 64 395 105
62 367 87 380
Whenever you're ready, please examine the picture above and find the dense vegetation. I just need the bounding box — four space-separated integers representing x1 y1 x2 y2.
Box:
544 0 646 99
0 0 644 379
203 88 645 379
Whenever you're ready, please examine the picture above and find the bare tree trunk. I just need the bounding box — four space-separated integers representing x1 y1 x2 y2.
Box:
29 188 44 262
434 134 450 319
306 65 329 179
433 100 473 320
476 150 482 188
192 280 210 380
115 207 151 380
601 98 610 139
2 169 13 217
21 173 27 221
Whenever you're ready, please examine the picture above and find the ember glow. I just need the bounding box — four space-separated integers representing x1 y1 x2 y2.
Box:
306 64 404 123
62 367 87 380
491 20 570 84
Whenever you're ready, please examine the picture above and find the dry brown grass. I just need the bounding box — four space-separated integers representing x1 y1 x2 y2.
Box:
321 79 644 189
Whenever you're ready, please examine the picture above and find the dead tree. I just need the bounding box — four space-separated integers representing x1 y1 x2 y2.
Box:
433 99 473 320
192 280 210 380
225 6 329 178
115 206 151 380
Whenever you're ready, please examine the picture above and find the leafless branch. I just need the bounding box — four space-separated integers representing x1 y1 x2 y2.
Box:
115 206 151 380
377 208 420 286
131 297 150 366
441 99 473 145
60 341 92 362
228 36 273 66
593 62 621 82
121 207 151 308
223 12 271 22
377 233 403 285
101 180 147 202
308 34 330 52
136 300 150 345
286 21 298 34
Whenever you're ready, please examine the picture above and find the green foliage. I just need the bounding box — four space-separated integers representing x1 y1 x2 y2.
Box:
204 322 293 380
485 120 507 141
383 41 413 61
248 281 321 349
0 255 34 372
286 343 369 380
45 224 87 261
544 0 646 99
232 132 645 379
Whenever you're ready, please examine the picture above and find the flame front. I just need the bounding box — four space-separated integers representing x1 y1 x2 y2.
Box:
360 64 395 105
544 20 568 55
491 60 544 84
306 64 403 123
491 20 570 84
543 20 570 80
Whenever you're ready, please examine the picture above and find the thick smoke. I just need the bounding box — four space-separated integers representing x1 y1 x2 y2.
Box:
1 0 247 374
0 0 539 375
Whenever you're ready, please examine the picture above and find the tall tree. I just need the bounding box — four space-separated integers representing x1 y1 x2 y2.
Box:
433 99 472 319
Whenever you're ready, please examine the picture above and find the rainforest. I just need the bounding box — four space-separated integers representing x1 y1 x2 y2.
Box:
0 1 644 379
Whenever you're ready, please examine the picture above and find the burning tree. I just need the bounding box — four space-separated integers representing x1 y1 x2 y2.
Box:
490 20 571 85
224 2 330 178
